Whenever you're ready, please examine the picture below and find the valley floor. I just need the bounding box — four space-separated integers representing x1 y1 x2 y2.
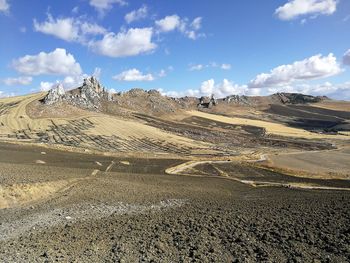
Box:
0 142 350 262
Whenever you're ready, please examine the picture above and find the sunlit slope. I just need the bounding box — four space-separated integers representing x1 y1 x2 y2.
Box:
0 94 212 155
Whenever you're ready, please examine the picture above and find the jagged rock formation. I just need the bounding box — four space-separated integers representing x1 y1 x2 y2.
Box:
43 83 65 105
43 76 108 110
198 94 218 108
66 76 107 110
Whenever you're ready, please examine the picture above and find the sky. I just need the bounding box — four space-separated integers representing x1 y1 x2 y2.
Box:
0 0 350 100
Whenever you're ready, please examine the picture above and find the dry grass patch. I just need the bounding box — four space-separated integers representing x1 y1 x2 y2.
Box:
0 179 74 209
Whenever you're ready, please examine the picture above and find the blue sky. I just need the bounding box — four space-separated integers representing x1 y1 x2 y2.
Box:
0 0 350 99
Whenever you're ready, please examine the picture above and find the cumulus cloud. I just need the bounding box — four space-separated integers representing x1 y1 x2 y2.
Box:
155 15 181 32
34 14 106 43
89 0 127 14
90 27 156 57
155 15 204 40
0 0 9 13
3 76 32 86
125 5 148 24
113 68 154 81
343 49 350 65
160 79 247 98
39 81 55 92
249 53 342 89
12 48 82 76
275 0 337 20
199 79 247 97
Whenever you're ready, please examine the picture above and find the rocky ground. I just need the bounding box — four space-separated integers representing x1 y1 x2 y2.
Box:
0 143 350 262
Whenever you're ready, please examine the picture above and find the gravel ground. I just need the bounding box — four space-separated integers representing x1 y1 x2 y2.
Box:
0 143 350 262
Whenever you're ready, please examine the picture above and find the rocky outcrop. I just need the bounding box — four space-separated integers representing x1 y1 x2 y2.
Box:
198 94 218 108
43 83 65 105
43 76 109 110
223 95 250 105
273 93 327 104
67 76 106 109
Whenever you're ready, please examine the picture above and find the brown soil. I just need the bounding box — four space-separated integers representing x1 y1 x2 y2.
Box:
1 142 350 262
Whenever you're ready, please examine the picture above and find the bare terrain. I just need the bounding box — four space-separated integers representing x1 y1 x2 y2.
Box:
1 79 350 262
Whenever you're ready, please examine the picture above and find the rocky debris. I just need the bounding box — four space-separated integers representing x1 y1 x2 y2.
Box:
198 94 218 108
223 95 250 105
43 83 65 105
273 93 327 104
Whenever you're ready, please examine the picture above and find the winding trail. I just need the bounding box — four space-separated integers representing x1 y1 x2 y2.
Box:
165 160 350 191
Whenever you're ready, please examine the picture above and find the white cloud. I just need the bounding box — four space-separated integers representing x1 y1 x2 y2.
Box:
155 15 204 40
189 62 231 71
113 68 154 81
13 48 82 76
109 88 117 93
39 73 91 92
72 6 79 14
191 17 202 30
34 14 106 43
343 49 350 65
199 79 247 97
39 81 55 92
3 76 32 86
0 0 9 13
189 64 204 71
90 27 156 57
161 79 247 98
157 66 173 77
221 63 231 70
158 69 167 77
249 53 342 89
125 5 148 24
92 67 102 79
275 0 337 20
89 0 127 14
155 15 181 32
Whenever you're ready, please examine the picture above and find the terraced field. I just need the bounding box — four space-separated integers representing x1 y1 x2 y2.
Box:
0 94 219 156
